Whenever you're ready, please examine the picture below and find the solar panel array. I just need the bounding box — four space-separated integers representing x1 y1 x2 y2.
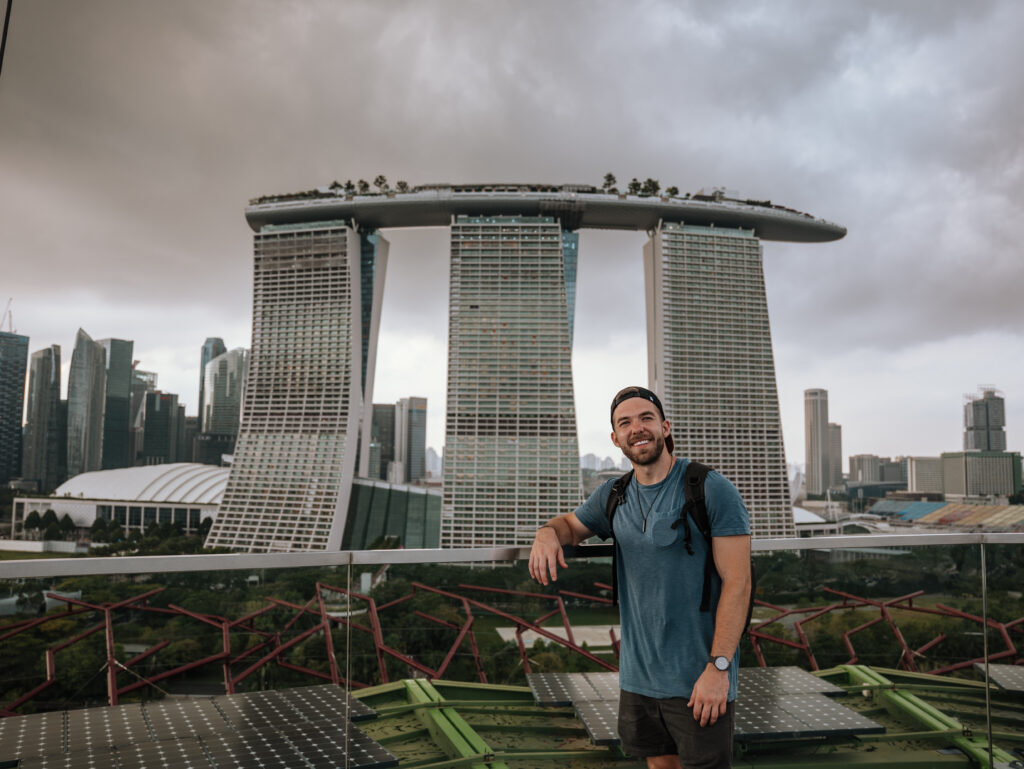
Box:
0 685 394 769
527 667 882 745
976 663 1024 696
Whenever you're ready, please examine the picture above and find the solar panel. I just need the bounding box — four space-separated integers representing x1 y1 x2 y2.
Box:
736 694 884 741
1 686 392 769
582 672 620 702
573 700 619 745
526 672 589 705
738 666 845 698
976 663 1024 696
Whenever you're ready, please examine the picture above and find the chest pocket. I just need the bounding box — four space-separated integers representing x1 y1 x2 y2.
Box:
648 513 681 548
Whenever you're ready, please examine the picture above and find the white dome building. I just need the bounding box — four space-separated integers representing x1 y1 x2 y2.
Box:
13 463 229 537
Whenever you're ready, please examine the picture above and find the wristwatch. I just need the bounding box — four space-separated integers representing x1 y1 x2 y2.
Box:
710 655 730 672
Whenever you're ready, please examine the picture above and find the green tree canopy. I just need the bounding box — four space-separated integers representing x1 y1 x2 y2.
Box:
24 510 41 530
41 509 58 529
43 522 62 541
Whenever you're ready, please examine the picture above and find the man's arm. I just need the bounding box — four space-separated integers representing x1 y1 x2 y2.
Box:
687 534 751 726
528 513 594 586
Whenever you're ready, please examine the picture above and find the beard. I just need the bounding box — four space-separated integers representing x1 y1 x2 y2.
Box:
620 430 665 466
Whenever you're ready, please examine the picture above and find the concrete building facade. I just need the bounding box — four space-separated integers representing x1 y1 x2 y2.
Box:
828 422 843 488
941 451 1023 498
803 389 830 497
442 216 582 547
205 223 388 552
964 388 1006 451
647 223 794 538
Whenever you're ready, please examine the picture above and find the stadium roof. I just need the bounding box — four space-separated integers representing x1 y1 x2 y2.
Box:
53 463 229 504
246 183 847 242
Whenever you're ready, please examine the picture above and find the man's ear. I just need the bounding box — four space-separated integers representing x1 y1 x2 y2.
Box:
610 430 621 448
662 420 670 437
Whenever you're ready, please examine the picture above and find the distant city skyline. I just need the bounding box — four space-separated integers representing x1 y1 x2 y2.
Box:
3 2 1022 471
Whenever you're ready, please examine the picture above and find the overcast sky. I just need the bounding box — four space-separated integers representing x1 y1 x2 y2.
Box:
2 0 1022 467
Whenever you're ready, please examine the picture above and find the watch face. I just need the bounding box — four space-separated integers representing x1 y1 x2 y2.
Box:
714 656 729 671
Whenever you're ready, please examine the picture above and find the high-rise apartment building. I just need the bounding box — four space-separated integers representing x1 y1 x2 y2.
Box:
395 396 427 484
906 456 943 493
201 348 248 435
646 223 793 537
22 345 62 492
441 215 582 547
198 337 226 429
99 338 134 469
942 451 1022 498
0 331 30 485
66 329 106 478
828 423 843 487
964 388 1006 451
849 454 882 483
206 223 388 552
803 389 830 497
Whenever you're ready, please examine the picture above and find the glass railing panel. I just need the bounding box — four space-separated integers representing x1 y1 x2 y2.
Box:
2 535 1023 767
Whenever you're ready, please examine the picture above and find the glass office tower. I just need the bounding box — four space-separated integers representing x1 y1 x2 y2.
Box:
206 223 387 552
0 331 30 485
22 345 62 491
66 329 106 479
441 215 582 547
645 223 794 538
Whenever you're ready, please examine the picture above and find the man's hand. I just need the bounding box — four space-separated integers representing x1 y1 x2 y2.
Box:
687 665 729 726
528 525 566 585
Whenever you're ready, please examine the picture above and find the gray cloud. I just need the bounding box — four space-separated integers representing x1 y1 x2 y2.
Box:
2 0 1022 459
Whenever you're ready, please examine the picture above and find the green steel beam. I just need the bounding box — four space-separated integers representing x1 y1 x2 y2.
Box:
840 665 1018 769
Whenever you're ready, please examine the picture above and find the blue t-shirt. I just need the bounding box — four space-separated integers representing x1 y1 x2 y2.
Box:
574 458 750 701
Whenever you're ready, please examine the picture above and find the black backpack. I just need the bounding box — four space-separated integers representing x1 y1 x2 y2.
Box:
604 460 757 631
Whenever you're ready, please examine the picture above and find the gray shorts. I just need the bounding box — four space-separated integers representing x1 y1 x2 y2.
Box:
618 689 734 767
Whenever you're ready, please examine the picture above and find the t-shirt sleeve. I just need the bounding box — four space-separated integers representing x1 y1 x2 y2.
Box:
705 471 751 537
574 479 615 541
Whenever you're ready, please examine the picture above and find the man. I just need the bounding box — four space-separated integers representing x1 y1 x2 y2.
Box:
529 386 751 769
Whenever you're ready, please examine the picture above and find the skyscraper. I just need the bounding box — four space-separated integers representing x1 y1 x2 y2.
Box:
441 215 582 547
201 348 248 435
99 338 134 469
198 337 226 429
646 223 794 538
366 403 396 480
130 367 157 465
964 388 1006 451
22 345 62 492
828 422 843 488
142 391 180 464
66 329 106 478
0 331 30 485
803 389 830 497
206 223 388 552
395 396 427 483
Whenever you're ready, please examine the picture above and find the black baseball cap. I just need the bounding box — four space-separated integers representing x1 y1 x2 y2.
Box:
610 386 674 454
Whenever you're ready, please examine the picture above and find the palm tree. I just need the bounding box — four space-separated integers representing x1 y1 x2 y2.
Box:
396 180 410 193
602 172 617 191
373 175 389 193
357 179 370 194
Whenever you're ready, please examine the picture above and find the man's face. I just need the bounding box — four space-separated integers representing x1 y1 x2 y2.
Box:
610 397 669 466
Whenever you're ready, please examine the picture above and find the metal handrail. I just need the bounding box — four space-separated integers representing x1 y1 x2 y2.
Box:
1 532 1022 580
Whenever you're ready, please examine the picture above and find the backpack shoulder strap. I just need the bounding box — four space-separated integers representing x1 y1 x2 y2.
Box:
605 470 633 533
683 460 713 539
605 470 632 606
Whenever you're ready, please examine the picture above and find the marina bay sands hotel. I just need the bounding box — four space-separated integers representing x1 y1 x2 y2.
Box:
205 183 845 552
